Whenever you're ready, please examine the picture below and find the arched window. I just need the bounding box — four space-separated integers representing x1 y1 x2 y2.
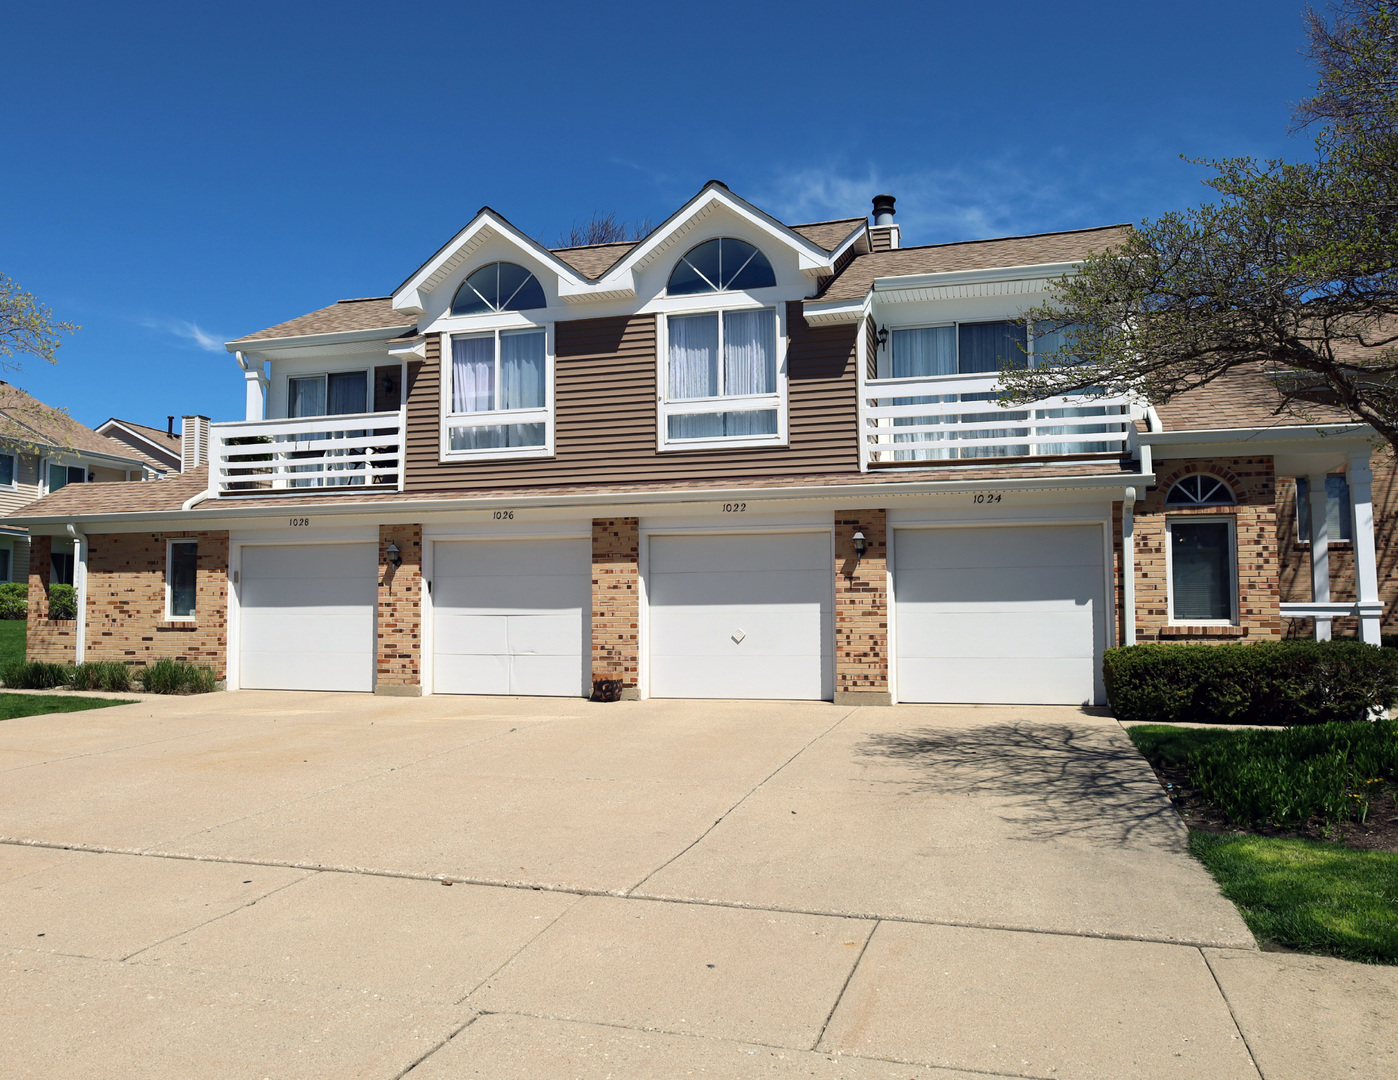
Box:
667 238 775 295
1165 475 1236 506
451 262 546 315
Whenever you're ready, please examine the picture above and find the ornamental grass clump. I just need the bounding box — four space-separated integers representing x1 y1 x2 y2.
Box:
68 661 133 693
135 658 217 695
1189 720 1398 829
1 659 74 689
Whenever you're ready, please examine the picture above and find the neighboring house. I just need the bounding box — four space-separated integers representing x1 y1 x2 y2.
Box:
6 182 1390 703
95 417 184 473
0 381 159 588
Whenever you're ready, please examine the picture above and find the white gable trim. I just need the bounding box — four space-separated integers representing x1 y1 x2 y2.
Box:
392 209 591 316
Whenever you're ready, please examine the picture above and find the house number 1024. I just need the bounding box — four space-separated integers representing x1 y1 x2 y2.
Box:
972 493 1002 505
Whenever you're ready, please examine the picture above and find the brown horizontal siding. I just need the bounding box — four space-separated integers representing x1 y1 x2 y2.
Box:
404 303 859 490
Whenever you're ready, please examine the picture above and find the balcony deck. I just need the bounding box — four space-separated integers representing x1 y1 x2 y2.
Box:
209 410 405 496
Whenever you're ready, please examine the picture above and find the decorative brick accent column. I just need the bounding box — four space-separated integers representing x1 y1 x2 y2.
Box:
1134 457 1281 641
376 524 422 696
591 517 639 699
85 532 229 675
834 510 891 704
26 535 76 663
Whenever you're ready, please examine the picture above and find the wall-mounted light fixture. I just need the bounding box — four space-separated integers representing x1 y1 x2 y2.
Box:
386 542 402 569
852 529 867 564
876 326 889 350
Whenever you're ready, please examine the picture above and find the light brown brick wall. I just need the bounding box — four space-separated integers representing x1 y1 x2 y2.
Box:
591 518 639 690
1133 457 1280 641
835 510 888 692
26 534 75 663
84 532 228 674
377 524 422 687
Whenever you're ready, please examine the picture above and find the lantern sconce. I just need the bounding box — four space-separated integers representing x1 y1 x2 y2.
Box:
386 542 402 569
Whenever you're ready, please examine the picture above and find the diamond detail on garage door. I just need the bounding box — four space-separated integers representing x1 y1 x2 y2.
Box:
731 628 746 644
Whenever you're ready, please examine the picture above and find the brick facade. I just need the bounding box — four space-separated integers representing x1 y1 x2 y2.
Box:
1131 457 1281 642
591 517 639 696
26 534 75 663
376 524 422 694
834 510 890 702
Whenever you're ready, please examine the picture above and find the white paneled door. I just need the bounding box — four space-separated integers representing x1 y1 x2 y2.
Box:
894 525 1106 705
239 543 378 692
432 538 591 697
648 531 832 700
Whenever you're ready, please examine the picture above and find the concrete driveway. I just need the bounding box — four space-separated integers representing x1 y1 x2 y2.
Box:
0 693 1393 1079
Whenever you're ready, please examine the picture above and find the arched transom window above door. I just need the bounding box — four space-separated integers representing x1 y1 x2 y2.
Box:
667 238 776 295
451 262 546 316
1165 475 1236 506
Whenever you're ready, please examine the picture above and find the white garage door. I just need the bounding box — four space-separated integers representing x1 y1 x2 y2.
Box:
648 532 831 700
894 525 1106 705
432 539 590 697
239 543 377 692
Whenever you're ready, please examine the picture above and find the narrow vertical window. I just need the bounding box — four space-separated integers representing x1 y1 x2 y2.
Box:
168 541 198 620
1170 521 1233 622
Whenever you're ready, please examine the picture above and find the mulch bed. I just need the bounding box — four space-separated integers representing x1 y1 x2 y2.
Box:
1145 757 1398 853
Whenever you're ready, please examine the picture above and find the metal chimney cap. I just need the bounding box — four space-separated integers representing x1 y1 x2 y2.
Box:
871 194 897 225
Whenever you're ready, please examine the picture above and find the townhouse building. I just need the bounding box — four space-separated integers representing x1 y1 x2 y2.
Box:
9 183 1391 702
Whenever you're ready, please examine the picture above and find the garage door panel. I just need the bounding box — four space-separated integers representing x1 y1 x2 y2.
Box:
896 565 1102 607
434 539 587 578
648 533 829 575
650 655 823 700
650 609 825 657
897 527 1101 571
899 658 1097 706
435 613 509 655
508 654 586 697
506 613 583 655
437 573 588 613
898 610 1098 659
433 653 510 696
238 543 376 693
649 568 830 608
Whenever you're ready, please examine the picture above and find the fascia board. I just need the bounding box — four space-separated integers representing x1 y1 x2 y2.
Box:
12 470 1154 530
390 210 590 315
1140 423 1371 456
872 261 1080 293
592 185 836 293
224 325 418 353
42 445 155 470
802 298 868 325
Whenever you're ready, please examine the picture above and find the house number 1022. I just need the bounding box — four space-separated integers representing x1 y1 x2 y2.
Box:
972 493 1002 505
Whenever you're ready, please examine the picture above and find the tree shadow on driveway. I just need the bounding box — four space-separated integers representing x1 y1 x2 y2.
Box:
855 720 1182 849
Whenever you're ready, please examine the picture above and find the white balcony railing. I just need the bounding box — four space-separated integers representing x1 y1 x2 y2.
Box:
861 373 1144 466
209 410 405 496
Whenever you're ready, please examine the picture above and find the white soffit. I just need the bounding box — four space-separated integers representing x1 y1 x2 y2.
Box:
803 299 867 325
872 262 1078 305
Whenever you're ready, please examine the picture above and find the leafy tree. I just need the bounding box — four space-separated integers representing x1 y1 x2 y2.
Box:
0 273 76 373
1001 2 1398 450
555 211 653 248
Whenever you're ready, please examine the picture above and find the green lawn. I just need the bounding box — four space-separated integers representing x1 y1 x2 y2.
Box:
1191 831 1398 964
0 620 25 670
0 692 133 720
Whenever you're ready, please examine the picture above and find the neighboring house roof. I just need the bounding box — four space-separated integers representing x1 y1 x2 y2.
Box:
0 382 151 465
96 418 181 471
229 297 414 345
5 466 209 519
816 224 1135 303
1155 363 1354 432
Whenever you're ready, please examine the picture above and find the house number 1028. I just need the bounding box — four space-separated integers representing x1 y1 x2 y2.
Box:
972 493 1002 505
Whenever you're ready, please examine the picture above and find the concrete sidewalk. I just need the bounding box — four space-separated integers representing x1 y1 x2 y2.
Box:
1 693 1394 1078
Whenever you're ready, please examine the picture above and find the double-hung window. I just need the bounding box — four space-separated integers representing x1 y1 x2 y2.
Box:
445 327 551 457
166 540 198 621
1168 519 1236 623
662 307 782 446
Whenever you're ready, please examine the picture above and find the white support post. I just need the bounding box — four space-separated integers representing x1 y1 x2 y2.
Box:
1307 473 1332 641
1122 487 1137 646
237 352 269 421
1347 452 1383 645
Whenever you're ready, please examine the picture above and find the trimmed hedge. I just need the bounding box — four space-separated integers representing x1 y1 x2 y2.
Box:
47 583 76 620
0 582 27 620
1103 641 1398 726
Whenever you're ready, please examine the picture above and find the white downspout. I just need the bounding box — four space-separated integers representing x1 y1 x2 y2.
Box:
1122 487 1137 646
65 523 87 664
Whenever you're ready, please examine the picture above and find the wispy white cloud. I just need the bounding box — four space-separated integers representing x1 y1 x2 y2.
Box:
139 317 226 353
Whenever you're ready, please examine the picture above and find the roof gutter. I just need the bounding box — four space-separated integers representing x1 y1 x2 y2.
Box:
9 469 1156 530
1141 423 1369 447
225 324 418 353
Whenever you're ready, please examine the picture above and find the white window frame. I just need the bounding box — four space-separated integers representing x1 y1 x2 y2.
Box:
655 301 788 452
1164 515 1238 626
439 323 554 462
165 539 199 622
0 452 16 491
285 368 372 419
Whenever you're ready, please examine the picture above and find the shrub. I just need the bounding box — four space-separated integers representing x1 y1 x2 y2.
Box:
0 582 27 620
1103 641 1398 726
135 658 217 695
47 583 76 620
68 660 133 693
2 659 74 689
1188 720 1398 827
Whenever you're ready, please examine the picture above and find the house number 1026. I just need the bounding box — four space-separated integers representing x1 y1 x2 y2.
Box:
972 493 1002 505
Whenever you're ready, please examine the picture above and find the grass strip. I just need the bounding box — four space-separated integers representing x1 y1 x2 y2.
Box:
1190 830 1398 964
0 692 134 721
0 620 25 671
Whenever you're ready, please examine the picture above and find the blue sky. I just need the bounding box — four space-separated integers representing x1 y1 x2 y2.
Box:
2 0 1317 429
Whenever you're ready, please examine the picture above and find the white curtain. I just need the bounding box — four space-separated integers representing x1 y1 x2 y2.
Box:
501 329 545 410
722 308 775 396
452 335 495 413
668 314 718 400
289 377 326 418
889 326 955 378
